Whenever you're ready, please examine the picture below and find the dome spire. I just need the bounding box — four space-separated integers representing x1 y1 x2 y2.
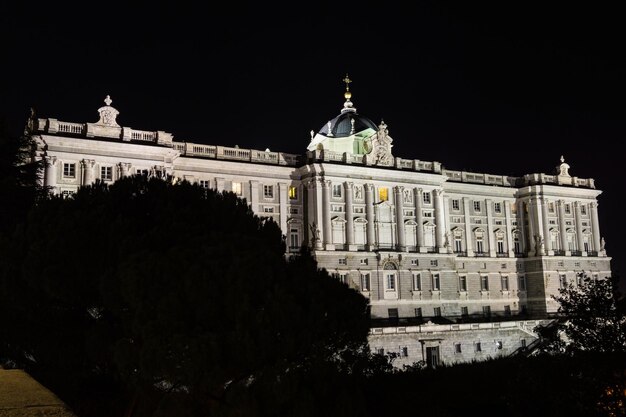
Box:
341 73 356 113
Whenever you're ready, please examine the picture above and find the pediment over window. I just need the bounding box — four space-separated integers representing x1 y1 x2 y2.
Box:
331 216 347 223
354 217 368 224
404 219 418 226
423 220 436 227
287 217 302 224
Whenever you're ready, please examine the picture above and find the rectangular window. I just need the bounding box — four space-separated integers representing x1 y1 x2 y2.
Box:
331 205 344 212
232 182 243 195
565 203 571 214
377 348 385 355
411 259 418 266
461 306 469 317
360 258 368 265
476 239 484 254
379 187 388 202
494 202 502 213
576 274 583 287
136 169 149 176
361 273 370 291
430 259 438 267
386 274 396 291
459 275 467 292
199 180 210 189
455 238 463 253
263 185 274 199
473 201 481 212
415 307 422 317
338 258 347 265
497 241 505 254
482 305 491 317
452 199 460 210
433 307 441 317
455 343 462 353
63 163 76 178
501 275 509 291
354 207 365 214
504 305 511 316
289 229 299 249
549 202 555 213
557 261 564 267
413 273 422 291
100 166 113 181
263 206 274 213
401 347 409 357
337 274 347 285
423 192 431 204
289 207 298 214
580 204 587 215
480 275 489 291
332 184 342 198
289 185 297 199
475 342 482 352
520 339 527 348
519 275 526 291
404 209 415 216
388 308 399 319
61 190 74 198
432 273 440 291
496 341 503 350
501 263 507 269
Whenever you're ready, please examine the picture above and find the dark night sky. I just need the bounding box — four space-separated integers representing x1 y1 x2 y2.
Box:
2 3 625 290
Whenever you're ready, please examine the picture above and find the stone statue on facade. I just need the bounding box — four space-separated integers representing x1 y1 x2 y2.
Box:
534 234 544 254
309 222 321 247
354 186 362 200
600 237 606 251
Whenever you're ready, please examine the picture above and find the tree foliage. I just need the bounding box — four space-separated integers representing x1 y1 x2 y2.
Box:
537 273 626 355
0 176 372 416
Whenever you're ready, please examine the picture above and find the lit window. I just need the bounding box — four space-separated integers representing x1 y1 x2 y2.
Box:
263 185 274 199
289 185 297 199
423 192 431 204
452 199 460 210
63 163 76 178
232 182 243 196
100 166 113 181
379 187 388 202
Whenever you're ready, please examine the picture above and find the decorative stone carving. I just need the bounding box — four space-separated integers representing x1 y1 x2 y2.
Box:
96 95 120 127
365 120 394 166
557 155 570 177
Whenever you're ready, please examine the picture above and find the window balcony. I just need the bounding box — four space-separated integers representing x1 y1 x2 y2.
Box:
570 250 582 256
454 251 468 257
553 250 566 256
588 250 598 256
496 252 508 258
474 251 488 257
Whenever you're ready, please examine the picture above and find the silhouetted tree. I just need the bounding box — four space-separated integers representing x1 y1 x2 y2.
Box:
537 273 625 355
0 176 372 416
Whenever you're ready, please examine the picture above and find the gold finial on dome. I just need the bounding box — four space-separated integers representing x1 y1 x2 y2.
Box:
343 73 352 100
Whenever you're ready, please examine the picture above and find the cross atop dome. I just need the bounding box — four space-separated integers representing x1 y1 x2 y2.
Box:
341 73 356 113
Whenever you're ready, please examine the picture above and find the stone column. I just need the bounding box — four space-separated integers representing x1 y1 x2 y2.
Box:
590 202 601 254
574 202 585 256
529 197 545 256
415 188 425 252
44 156 57 189
541 198 552 254
81 159 95 186
365 183 375 250
434 189 446 253
394 186 405 251
322 180 333 250
486 199 496 257
518 200 527 255
344 182 355 250
558 199 569 255
504 201 514 257
249 180 259 214
463 197 474 257
443 194 451 253
279 182 288 234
